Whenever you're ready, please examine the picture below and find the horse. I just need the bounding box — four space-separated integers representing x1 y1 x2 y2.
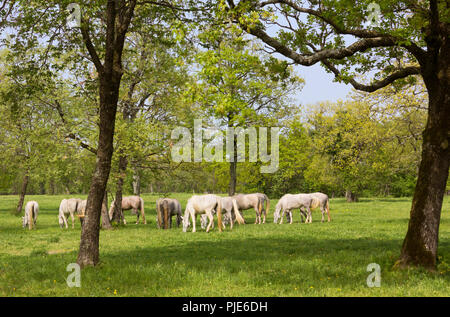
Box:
273 193 315 224
108 196 146 225
284 192 331 223
58 198 83 229
200 197 244 230
232 193 269 224
182 194 224 233
156 198 182 229
22 201 39 230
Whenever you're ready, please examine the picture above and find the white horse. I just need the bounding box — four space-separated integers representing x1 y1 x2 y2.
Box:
273 194 315 224
232 193 269 224
22 201 39 230
182 194 224 233
58 198 84 229
200 197 244 230
108 196 146 224
283 192 331 223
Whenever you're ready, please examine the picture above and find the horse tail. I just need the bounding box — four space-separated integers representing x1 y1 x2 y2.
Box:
258 197 263 218
156 200 162 229
140 197 146 224
163 200 169 229
326 198 331 222
232 199 245 225
29 203 34 230
264 194 270 217
217 197 223 232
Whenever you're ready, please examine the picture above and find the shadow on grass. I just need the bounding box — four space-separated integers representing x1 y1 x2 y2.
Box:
1 236 434 291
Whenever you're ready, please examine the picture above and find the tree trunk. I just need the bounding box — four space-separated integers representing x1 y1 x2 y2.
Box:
39 182 45 195
132 167 141 195
397 63 450 270
76 0 136 268
229 137 237 196
77 72 122 267
16 173 29 215
101 190 112 229
345 190 358 202
112 155 127 224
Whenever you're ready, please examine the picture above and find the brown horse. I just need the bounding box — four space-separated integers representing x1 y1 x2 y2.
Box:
109 196 146 224
156 198 182 229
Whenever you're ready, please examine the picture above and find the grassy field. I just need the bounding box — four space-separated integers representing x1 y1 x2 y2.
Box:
0 194 449 297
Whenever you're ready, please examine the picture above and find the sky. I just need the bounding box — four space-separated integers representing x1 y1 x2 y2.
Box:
294 63 353 106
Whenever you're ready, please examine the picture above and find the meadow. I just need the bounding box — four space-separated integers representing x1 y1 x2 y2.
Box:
0 194 449 297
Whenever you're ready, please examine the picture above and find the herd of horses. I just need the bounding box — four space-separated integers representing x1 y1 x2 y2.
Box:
21 192 331 231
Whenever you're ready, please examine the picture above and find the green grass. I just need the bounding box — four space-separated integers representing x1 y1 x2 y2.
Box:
0 194 449 297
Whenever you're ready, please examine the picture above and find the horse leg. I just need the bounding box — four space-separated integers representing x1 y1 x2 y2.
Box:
258 201 263 224
280 209 285 224
262 200 266 224
321 206 325 223
71 212 75 229
206 211 214 233
191 212 196 233
306 207 312 223
63 214 68 229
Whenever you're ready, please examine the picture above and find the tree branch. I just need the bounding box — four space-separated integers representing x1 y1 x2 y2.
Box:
322 59 421 92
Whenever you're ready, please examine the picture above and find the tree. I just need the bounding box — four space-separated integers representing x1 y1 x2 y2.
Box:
0 48 68 213
223 0 450 270
190 27 303 195
109 14 191 224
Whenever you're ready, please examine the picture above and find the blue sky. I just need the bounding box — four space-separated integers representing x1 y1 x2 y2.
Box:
294 63 353 106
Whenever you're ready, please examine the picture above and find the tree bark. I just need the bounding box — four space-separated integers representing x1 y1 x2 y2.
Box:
228 136 237 196
76 0 136 268
112 155 127 224
101 190 112 229
397 59 450 270
132 167 141 195
77 75 120 267
345 190 358 202
16 173 29 215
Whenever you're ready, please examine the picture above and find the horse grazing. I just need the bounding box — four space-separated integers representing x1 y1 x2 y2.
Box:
200 197 245 230
232 193 269 224
273 194 315 224
22 201 39 230
58 198 84 229
156 198 182 229
108 196 146 225
182 194 223 233
284 192 331 223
